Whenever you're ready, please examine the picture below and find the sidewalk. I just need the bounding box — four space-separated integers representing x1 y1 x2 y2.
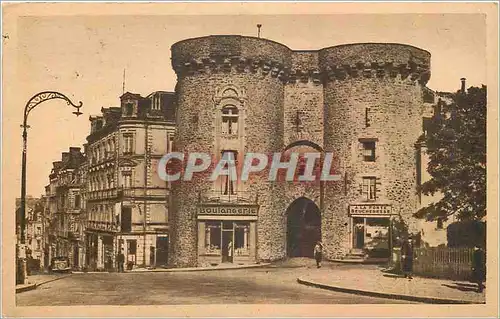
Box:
297 265 486 304
16 273 73 293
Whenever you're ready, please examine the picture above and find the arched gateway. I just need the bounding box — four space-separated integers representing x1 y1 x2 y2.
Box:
286 197 321 258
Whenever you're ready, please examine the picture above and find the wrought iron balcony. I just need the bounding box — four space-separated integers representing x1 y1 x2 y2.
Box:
201 190 257 204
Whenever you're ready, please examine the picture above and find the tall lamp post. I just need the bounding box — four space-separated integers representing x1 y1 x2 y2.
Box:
17 91 83 285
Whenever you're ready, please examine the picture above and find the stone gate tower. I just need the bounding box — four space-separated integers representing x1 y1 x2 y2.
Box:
169 35 431 267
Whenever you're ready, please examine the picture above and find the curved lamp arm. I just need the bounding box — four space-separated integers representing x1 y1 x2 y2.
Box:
23 91 83 125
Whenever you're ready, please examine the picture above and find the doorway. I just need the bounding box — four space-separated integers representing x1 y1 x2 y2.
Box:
353 217 365 249
73 245 79 268
221 226 233 263
156 236 169 267
286 197 321 258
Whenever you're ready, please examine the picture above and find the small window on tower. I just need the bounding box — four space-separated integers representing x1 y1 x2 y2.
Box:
221 106 239 136
361 141 376 162
437 218 444 229
361 177 377 201
365 108 371 127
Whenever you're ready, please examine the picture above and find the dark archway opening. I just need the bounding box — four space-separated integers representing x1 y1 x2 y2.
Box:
286 197 321 258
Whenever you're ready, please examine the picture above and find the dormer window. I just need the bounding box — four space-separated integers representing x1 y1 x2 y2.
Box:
152 95 161 111
221 106 239 135
125 102 134 116
96 120 103 130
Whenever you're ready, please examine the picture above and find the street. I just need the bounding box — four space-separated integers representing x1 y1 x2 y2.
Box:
17 263 417 305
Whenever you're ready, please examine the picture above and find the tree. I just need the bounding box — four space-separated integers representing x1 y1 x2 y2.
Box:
414 85 486 221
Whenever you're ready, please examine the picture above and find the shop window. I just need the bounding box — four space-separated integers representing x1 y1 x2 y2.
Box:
221 106 239 135
234 222 250 256
361 177 377 201
205 222 221 255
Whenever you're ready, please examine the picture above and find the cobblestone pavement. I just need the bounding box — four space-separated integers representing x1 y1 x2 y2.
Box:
17 262 417 305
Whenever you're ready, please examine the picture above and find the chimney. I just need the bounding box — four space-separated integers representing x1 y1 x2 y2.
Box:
460 78 466 93
69 147 81 155
61 152 70 163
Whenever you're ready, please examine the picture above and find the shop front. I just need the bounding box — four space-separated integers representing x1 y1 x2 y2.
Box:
197 204 258 266
349 204 394 258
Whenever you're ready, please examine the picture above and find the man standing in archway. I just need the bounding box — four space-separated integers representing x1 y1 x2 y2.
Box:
314 241 323 268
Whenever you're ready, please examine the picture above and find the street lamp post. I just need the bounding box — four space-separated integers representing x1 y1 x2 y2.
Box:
17 91 82 285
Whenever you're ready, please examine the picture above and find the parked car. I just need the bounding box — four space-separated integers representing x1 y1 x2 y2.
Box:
50 256 71 273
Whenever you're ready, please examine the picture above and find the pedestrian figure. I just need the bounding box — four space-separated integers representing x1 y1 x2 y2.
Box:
228 241 233 263
117 249 125 272
401 236 414 279
472 245 486 293
314 241 323 268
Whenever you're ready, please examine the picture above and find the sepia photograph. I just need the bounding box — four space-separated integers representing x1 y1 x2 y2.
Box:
2 2 498 318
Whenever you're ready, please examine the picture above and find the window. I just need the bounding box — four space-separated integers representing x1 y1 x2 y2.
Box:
361 141 376 162
221 106 239 135
127 239 137 254
234 222 250 256
221 150 237 195
362 177 377 201
152 95 161 111
125 102 134 116
365 108 371 127
74 195 81 209
205 221 221 255
36 239 41 250
122 172 132 188
437 218 444 229
36 226 42 235
123 133 134 154
121 207 132 232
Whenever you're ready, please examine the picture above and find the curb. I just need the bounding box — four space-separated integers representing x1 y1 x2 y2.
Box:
16 274 74 294
15 283 37 294
36 274 74 287
329 259 388 265
129 263 271 273
297 277 484 304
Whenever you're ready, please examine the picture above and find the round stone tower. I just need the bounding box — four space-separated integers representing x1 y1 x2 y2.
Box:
319 43 431 258
169 35 292 267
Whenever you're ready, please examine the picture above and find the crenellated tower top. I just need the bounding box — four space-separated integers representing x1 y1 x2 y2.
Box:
171 36 431 85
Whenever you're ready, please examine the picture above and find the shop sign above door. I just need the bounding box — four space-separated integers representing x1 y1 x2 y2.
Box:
198 205 258 216
349 204 393 216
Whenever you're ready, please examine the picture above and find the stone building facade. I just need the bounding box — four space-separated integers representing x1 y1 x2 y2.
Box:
85 91 176 270
168 35 433 267
43 147 86 270
16 196 46 271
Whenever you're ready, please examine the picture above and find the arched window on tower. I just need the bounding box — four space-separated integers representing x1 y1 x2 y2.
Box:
221 105 239 136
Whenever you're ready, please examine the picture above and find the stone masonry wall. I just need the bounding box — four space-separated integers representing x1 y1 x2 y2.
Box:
170 37 432 265
321 44 430 258
170 36 291 266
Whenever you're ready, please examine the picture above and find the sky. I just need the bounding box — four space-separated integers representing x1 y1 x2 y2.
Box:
3 12 487 199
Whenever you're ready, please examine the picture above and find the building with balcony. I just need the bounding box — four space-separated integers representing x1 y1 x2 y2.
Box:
43 147 86 270
16 196 46 272
85 91 175 271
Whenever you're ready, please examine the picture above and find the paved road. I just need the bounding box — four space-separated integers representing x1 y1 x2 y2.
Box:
17 263 416 305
